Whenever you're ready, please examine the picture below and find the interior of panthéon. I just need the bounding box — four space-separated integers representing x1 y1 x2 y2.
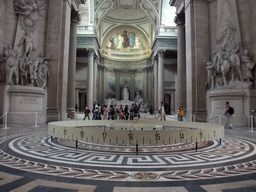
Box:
0 0 256 191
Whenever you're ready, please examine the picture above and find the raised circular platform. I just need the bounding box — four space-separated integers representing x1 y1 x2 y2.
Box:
48 120 224 146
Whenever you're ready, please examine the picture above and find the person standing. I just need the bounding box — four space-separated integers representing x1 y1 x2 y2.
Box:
159 102 166 121
130 103 135 120
103 105 108 120
224 102 233 129
98 104 102 120
124 105 129 120
178 103 184 121
75 104 78 112
83 106 90 120
134 105 139 119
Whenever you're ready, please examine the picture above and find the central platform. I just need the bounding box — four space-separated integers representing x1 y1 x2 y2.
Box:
48 120 224 146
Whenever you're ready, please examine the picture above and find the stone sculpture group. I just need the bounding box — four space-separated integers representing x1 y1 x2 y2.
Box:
206 22 255 90
0 0 49 88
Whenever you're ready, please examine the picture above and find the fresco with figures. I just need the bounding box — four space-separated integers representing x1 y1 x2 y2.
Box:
102 27 150 61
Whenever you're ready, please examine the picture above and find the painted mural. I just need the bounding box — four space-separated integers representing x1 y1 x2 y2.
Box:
107 75 116 98
107 30 145 51
102 27 150 61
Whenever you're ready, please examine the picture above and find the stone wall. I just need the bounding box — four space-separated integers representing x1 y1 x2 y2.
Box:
37 0 49 55
2 0 49 54
4 1 17 48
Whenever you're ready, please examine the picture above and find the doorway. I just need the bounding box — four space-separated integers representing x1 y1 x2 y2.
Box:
79 93 86 112
164 94 172 115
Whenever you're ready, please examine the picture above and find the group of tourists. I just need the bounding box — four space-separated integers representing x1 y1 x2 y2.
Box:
83 103 140 120
81 101 233 127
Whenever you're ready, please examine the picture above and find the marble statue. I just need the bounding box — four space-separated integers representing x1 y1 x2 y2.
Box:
215 51 230 86
29 57 39 86
5 45 20 85
140 99 149 113
105 98 118 109
230 51 242 81
19 56 30 85
206 61 215 90
122 86 129 100
13 0 38 16
37 61 49 88
18 32 34 58
0 55 6 83
135 91 143 104
241 49 255 82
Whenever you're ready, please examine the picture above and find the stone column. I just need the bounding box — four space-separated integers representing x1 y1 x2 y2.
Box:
67 10 80 115
157 50 165 108
185 0 209 121
102 67 107 102
46 0 71 121
149 67 153 108
130 70 136 101
174 12 186 112
0 0 6 55
145 67 152 100
101 66 106 104
115 70 121 100
98 66 103 105
93 57 98 102
153 57 158 111
87 49 94 109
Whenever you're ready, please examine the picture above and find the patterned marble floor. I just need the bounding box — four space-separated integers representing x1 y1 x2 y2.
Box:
0 123 256 191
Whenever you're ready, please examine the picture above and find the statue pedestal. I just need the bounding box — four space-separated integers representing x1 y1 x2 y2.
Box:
0 85 47 124
117 100 133 107
206 88 256 127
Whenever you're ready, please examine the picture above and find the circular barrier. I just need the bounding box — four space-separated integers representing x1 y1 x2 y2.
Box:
48 120 224 146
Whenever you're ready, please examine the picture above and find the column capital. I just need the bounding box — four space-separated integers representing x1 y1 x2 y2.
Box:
87 48 94 56
174 12 185 26
71 9 80 24
158 49 165 58
129 69 137 73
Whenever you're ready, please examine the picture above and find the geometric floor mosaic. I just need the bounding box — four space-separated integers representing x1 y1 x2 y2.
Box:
0 123 256 191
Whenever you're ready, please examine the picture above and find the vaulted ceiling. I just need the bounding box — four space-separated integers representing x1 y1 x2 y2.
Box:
95 0 160 31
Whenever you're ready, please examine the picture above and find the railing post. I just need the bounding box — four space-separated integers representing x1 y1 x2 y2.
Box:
35 112 39 127
4 112 8 129
190 114 193 122
250 115 254 132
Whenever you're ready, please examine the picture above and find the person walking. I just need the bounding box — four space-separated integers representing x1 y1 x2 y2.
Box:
178 103 184 121
224 102 233 129
83 106 90 120
159 102 166 121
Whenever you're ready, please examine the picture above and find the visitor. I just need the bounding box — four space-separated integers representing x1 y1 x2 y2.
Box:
130 103 135 120
109 105 115 120
124 105 129 120
114 104 118 120
98 104 102 120
103 105 108 120
119 105 124 120
178 103 184 121
94 107 99 120
159 102 166 121
134 105 139 119
67 112 71 119
83 106 90 120
224 102 233 129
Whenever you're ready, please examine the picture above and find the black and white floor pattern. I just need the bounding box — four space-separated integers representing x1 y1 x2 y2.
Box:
0 124 256 191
